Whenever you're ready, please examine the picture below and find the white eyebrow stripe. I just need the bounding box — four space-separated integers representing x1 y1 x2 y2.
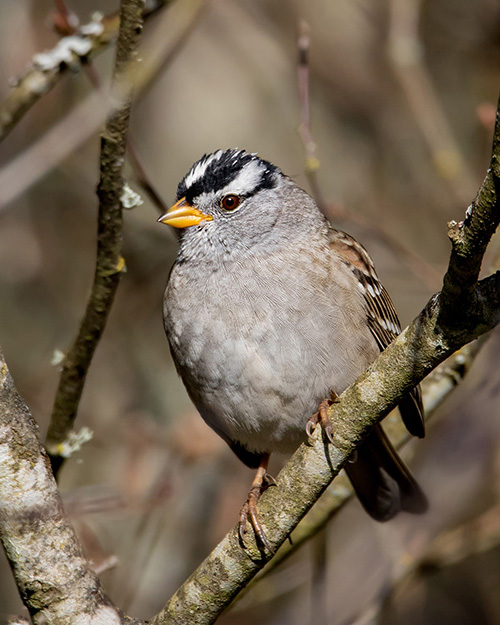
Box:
184 150 224 188
219 160 264 196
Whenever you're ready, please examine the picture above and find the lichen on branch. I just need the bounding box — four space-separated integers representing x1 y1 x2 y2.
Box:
0 2 172 143
0 348 141 625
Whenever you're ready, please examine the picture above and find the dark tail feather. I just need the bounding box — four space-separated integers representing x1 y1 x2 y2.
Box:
345 424 427 522
399 386 425 439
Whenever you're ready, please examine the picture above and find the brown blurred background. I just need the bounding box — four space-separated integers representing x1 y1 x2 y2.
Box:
1 0 500 623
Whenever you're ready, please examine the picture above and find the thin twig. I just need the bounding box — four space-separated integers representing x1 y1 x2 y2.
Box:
45 0 145 476
0 2 172 143
52 0 79 36
126 141 169 213
84 62 168 213
310 529 328 625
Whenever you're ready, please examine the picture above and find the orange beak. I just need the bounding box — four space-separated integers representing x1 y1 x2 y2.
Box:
157 197 213 229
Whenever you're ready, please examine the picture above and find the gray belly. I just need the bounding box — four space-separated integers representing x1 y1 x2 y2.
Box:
164 257 378 455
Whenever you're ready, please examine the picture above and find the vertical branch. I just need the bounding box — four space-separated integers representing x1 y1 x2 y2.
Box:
45 0 145 476
439 92 500 326
84 62 168 214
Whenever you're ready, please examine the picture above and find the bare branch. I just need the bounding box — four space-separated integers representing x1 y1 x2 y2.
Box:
439 101 500 328
0 348 142 625
45 0 145 476
0 2 172 143
0 13 118 143
297 20 327 214
126 139 169 213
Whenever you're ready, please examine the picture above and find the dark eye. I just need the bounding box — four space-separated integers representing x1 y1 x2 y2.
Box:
220 194 241 211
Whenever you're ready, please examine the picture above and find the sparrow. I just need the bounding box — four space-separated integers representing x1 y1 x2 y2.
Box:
159 149 427 550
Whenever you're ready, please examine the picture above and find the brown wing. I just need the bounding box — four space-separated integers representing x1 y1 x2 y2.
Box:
330 229 425 439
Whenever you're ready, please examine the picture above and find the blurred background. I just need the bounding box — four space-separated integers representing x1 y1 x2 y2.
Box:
1 0 500 623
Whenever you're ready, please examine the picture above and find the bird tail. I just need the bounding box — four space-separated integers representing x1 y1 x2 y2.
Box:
344 424 427 521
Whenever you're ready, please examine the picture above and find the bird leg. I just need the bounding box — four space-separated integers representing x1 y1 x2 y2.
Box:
306 390 339 444
239 452 274 552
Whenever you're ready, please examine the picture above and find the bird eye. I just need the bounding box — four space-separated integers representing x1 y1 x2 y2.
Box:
220 194 241 211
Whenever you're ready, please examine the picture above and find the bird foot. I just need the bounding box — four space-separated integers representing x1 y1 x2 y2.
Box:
306 390 339 444
239 455 275 552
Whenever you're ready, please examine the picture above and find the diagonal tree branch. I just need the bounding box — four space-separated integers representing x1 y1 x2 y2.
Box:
0 13 118 144
148 96 500 625
44 0 145 477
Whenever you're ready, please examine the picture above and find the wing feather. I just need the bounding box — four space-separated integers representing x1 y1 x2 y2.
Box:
330 229 425 438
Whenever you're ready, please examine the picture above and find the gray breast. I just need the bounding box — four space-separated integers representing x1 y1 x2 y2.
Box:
164 243 379 455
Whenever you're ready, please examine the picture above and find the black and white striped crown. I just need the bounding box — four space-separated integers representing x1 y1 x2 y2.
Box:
177 149 280 203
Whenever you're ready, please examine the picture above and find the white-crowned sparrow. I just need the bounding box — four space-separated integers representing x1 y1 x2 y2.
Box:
159 149 427 550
